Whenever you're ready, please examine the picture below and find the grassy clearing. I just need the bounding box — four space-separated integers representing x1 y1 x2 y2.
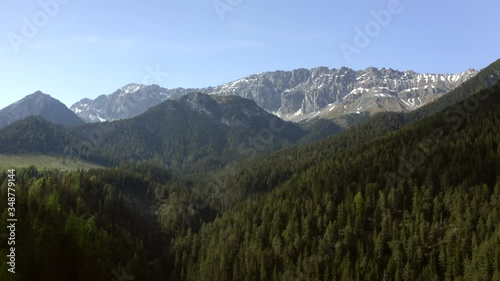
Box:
0 154 103 171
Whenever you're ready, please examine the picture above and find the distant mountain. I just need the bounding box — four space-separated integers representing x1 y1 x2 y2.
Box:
0 91 84 128
0 93 312 172
74 92 311 171
70 84 199 123
70 67 479 123
204 67 479 122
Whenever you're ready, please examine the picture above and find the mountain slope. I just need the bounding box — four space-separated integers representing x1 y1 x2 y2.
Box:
3 85 499 281
72 93 308 171
71 84 199 122
70 67 479 124
0 93 311 172
407 58 500 122
167 58 500 223
204 67 478 122
0 91 84 128
1 62 499 281
169 82 500 281
0 116 78 154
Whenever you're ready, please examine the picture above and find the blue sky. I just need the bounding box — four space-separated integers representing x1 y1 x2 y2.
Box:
0 0 498 109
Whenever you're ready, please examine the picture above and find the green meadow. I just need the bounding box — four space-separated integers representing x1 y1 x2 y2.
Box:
0 154 103 171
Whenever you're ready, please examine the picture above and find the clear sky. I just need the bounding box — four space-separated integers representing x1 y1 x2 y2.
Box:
0 0 498 109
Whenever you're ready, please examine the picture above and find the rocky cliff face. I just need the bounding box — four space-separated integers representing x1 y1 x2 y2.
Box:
70 67 478 123
70 84 199 123
203 67 478 121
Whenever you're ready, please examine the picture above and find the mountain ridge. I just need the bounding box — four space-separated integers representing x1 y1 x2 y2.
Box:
69 66 479 123
70 84 200 123
203 66 478 121
0 92 315 172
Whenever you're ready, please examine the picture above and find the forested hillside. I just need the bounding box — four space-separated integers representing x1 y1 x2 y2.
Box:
1 61 500 281
0 166 168 281
169 84 500 281
0 86 499 281
0 94 302 172
0 93 345 173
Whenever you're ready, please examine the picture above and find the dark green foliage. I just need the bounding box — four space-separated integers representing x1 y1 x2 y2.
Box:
297 118 345 144
169 84 500 281
0 167 165 281
0 94 322 173
1 61 500 280
191 58 500 206
408 59 500 122
0 116 77 154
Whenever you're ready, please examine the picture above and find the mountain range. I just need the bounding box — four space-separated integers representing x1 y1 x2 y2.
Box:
2 60 499 172
2 59 500 281
70 84 199 123
70 66 479 123
0 92 329 172
0 66 481 129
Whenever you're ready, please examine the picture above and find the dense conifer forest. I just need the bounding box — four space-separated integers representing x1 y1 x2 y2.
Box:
0 60 500 280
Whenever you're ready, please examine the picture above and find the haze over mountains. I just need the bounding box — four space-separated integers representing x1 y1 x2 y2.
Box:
70 66 478 123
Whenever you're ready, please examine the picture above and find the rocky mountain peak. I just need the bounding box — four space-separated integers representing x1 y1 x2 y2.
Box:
71 84 199 123
69 66 480 124
32 90 47 96
204 66 479 122
0 91 84 128
120 83 146 94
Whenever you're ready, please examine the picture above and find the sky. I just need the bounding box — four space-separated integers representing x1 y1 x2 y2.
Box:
0 0 498 110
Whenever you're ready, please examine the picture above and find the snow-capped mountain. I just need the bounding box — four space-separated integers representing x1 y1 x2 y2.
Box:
70 67 479 123
203 67 479 122
70 84 199 123
0 91 84 128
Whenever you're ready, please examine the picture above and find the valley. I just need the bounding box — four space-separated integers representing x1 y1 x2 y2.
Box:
2 1 499 279
0 59 499 281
